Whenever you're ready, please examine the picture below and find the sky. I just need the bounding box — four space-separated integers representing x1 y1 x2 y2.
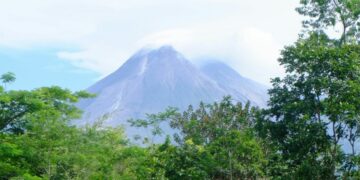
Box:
0 0 303 91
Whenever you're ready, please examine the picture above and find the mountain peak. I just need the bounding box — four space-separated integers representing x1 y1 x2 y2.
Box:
157 45 176 52
131 45 181 62
150 45 179 58
77 47 269 139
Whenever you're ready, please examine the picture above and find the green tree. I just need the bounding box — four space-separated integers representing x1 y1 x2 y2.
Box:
296 0 360 44
0 76 135 179
1 72 16 90
0 85 94 133
259 1 360 178
131 97 268 179
208 130 265 179
155 137 213 179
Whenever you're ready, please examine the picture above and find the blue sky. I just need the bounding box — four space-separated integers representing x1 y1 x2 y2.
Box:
0 0 303 90
0 46 98 91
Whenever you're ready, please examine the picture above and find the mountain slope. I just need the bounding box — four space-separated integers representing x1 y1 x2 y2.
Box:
76 46 268 138
77 46 225 126
200 61 268 107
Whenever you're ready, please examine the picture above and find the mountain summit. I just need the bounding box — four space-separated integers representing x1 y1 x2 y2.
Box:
77 46 268 136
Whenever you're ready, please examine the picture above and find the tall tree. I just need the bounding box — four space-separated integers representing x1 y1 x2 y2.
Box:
260 0 360 178
1 72 16 90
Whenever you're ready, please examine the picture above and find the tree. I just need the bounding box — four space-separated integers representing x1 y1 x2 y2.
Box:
259 1 360 178
296 0 360 44
155 137 213 180
131 97 268 179
1 72 16 90
0 115 129 179
0 86 94 134
207 130 265 179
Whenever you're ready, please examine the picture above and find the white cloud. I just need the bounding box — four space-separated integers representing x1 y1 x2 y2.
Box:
137 26 284 85
0 0 302 85
232 28 285 84
57 45 126 76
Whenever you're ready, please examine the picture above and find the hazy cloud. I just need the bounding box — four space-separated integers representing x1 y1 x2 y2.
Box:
0 0 302 85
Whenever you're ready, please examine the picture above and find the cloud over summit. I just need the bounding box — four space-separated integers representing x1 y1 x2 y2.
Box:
0 0 302 85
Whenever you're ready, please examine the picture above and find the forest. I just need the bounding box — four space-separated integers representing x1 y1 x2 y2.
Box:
1 0 360 179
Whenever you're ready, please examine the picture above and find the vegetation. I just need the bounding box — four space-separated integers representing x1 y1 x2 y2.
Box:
130 97 267 179
0 0 359 179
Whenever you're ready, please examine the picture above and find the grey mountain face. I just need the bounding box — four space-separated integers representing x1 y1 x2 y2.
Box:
200 61 268 107
76 45 268 137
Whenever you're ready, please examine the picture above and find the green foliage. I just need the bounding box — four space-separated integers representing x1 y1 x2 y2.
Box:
0 84 94 133
131 97 268 179
0 120 130 179
260 34 360 179
1 72 16 86
129 107 178 137
0 77 129 179
169 97 256 145
297 0 360 44
155 137 213 179
116 146 166 179
257 1 360 178
208 130 265 179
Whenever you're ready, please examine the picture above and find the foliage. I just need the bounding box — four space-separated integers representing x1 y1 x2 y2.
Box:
297 0 360 44
0 77 129 179
154 137 213 179
131 96 268 179
0 85 94 133
257 0 360 178
1 72 16 86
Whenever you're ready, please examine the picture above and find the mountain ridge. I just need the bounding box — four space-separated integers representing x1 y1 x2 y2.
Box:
76 45 268 138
